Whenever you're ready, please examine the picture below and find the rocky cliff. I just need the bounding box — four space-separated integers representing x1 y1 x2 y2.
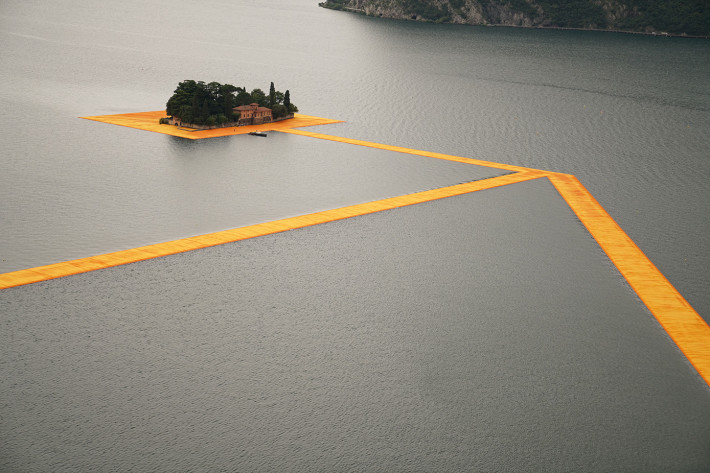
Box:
319 0 709 37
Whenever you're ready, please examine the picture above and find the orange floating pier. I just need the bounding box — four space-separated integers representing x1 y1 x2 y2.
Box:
80 110 343 139
3 124 709 387
281 128 534 173
548 172 710 386
0 171 542 290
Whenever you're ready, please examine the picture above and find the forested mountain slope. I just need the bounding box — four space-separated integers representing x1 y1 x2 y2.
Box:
320 0 709 36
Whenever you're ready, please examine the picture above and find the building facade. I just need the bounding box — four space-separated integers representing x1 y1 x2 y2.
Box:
234 103 273 126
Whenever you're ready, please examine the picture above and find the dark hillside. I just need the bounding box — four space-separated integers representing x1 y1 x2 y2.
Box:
320 0 709 36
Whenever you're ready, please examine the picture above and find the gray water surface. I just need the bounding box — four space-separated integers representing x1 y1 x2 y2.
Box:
0 129 505 271
3 178 709 471
1 1 709 470
1 0 707 317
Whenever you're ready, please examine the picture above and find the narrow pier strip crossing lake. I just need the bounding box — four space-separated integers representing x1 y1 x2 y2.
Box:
0 170 543 290
548 172 710 386
3 2 708 468
2 125 708 387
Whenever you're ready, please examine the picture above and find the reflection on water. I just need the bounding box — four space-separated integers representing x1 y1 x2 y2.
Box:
166 134 233 152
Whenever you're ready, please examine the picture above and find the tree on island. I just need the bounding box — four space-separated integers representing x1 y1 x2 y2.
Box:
164 80 298 127
269 82 276 108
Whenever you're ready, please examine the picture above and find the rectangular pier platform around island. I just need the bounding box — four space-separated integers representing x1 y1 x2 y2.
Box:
80 111 343 139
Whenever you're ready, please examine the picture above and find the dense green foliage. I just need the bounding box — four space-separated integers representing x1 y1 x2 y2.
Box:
403 0 450 22
320 0 709 36
616 0 709 36
165 80 298 127
318 0 349 10
535 0 607 28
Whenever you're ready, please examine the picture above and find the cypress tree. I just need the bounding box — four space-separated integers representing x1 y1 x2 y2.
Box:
269 82 276 108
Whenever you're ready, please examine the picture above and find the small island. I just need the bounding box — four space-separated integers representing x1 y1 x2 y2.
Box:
161 80 299 129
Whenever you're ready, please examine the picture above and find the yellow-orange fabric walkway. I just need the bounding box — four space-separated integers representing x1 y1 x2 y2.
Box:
549 172 710 385
80 111 343 139
3 121 709 387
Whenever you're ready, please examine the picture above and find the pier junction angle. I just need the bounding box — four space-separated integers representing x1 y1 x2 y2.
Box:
2 111 708 386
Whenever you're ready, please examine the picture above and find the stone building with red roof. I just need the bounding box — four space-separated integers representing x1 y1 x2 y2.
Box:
233 103 272 126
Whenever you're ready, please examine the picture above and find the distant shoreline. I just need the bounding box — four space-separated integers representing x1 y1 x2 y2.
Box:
485 23 709 40
325 6 709 40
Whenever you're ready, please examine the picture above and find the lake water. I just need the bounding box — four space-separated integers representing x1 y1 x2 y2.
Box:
1 0 709 471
